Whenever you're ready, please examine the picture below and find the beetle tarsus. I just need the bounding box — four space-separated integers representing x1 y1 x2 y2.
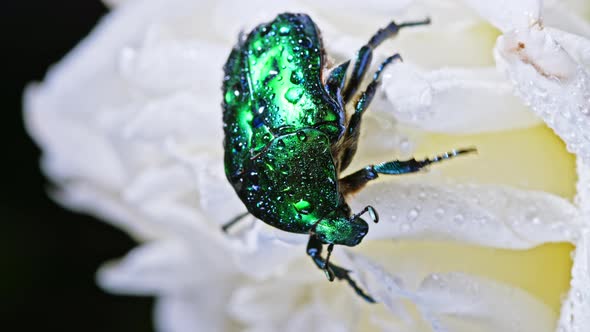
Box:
221 211 250 233
306 235 375 302
343 18 431 102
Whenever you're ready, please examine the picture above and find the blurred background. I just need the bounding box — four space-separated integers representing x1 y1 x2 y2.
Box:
3 1 153 330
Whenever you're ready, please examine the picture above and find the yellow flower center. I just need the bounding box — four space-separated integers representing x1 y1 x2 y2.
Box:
365 124 575 317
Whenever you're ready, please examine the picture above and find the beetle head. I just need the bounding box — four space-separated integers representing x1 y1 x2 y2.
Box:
314 209 369 247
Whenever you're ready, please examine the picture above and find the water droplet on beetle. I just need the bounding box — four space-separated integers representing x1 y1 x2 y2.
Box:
298 37 313 48
290 71 303 85
294 199 313 214
278 26 290 35
297 131 307 141
285 86 303 104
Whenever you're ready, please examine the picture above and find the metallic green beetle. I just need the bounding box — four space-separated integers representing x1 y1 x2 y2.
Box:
222 13 474 302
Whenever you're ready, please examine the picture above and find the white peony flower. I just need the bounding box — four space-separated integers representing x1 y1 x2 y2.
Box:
24 0 590 331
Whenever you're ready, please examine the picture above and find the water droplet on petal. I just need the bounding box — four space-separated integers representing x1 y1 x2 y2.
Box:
435 208 445 217
400 222 410 232
407 208 419 221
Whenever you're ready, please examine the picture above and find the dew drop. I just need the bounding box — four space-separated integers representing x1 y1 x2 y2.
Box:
407 208 419 221
435 208 445 218
399 138 411 154
453 214 464 225
400 222 410 232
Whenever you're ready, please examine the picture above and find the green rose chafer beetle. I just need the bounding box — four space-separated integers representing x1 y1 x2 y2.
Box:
222 13 475 302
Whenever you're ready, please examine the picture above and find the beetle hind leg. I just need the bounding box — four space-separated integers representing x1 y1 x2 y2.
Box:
340 148 477 195
306 234 375 303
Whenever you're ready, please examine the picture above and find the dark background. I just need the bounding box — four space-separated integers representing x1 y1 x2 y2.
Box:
3 2 153 331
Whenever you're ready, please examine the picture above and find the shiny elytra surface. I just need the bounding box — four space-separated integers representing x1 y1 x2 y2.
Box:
222 13 345 233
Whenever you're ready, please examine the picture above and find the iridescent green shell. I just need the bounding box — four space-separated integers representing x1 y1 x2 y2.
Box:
222 13 345 233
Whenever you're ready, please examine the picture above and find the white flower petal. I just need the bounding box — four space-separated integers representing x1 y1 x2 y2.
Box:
544 0 590 38
462 0 542 32
382 63 540 133
416 272 556 332
545 27 590 68
212 0 309 43
103 0 127 8
351 180 581 248
557 230 590 332
155 293 231 332
53 181 165 240
97 240 212 295
24 85 127 189
495 27 590 163
228 280 307 325
576 160 590 214
300 0 413 18
346 252 557 332
119 34 225 94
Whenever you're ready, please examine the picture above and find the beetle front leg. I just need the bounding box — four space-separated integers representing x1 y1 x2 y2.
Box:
342 18 430 103
339 148 476 195
306 234 375 303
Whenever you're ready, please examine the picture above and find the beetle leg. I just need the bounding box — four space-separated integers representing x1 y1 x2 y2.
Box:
324 243 335 280
342 17 430 103
325 60 351 105
306 234 375 303
221 211 250 233
339 148 477 195
338 54 402 172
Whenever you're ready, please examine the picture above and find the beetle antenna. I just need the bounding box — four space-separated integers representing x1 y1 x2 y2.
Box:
352 205 379 223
